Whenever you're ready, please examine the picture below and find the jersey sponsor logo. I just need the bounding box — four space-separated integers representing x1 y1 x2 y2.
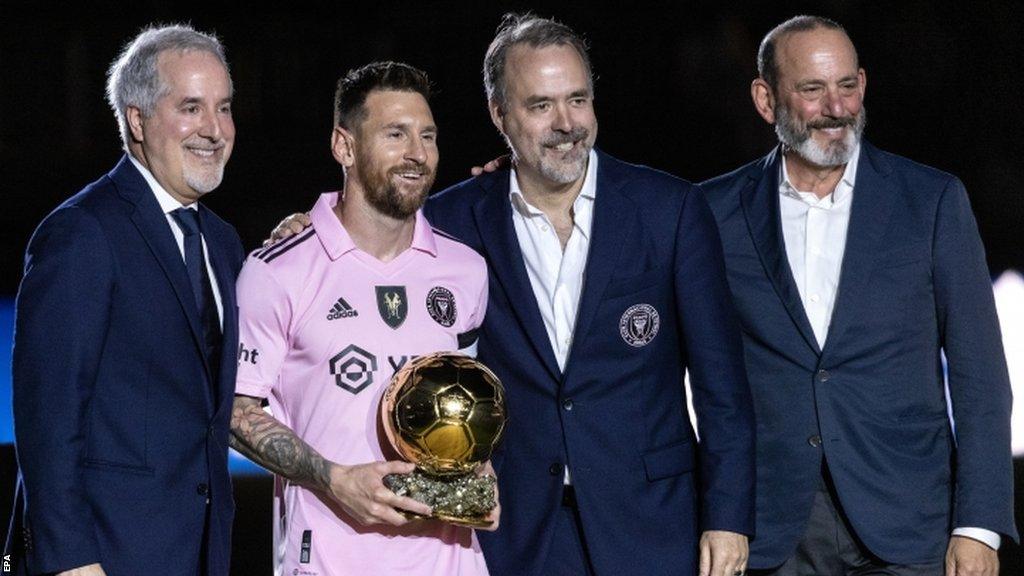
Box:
619 303 660 347
387 354 421 372
237 342 260 365
300 530 312 563
425 286 457 327
326 296 358 320
376 286 408 329
328 344 377 394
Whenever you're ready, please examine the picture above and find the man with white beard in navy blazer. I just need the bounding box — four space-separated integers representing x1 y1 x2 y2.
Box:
701 15 1016 576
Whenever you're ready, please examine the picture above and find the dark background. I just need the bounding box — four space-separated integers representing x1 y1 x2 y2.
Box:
2 0 1022 574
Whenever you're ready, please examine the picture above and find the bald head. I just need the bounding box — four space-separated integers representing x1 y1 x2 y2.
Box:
758 15 857 93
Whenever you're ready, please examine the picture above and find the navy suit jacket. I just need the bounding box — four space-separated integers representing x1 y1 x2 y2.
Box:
10 156 244 575
701 142 1017 567
425 150 755 576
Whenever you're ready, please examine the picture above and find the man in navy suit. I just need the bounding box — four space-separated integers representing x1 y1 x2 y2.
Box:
9 25 243 576
700 16 1016 576
425 13 755 576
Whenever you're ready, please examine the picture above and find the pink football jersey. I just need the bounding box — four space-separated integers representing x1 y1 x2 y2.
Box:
235 192 489 576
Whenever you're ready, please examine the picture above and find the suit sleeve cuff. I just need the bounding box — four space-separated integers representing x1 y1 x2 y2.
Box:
953 527 1001 550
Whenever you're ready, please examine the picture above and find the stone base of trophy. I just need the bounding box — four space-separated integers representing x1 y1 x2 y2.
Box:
384 470 497 528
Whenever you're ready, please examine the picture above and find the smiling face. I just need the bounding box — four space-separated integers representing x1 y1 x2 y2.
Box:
490 43 597 188
753 27 866 168
128 49 234 204
342 89 438 219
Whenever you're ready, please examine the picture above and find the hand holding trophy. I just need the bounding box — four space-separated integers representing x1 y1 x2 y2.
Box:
380 352 507 527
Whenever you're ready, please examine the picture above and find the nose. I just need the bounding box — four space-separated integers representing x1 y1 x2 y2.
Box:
198 108 223 141
551 103 572 133
404 135 427 164
822 86 846 118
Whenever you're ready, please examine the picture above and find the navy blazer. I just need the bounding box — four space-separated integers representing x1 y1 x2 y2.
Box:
701 142 1017 567
10 156 244 575
425 150 755 576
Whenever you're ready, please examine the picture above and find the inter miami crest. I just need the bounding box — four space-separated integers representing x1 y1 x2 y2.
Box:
376 286 408 329
426 286 457 327
619 303 660 347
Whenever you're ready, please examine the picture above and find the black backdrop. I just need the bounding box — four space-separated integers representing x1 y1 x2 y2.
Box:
2 0 1022 573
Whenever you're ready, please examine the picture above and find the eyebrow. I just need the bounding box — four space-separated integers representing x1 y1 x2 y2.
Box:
795 74 859 88
382 121 437 133
177 96 233 106
523 90 591 106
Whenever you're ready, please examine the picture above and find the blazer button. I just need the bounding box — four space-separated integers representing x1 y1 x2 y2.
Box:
808 435 822 447
562 399 574 411
549 463 564 476
816 370 831 383
197 482 210 496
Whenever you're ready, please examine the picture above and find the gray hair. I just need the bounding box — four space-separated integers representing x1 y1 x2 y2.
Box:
757 15 852 92
483 12 592 110
105 24 231 148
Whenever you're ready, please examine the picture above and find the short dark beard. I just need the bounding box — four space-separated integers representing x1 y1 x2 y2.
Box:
355 152 434 219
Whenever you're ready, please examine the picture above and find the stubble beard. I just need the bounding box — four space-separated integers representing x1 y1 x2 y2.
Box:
509 125 592 185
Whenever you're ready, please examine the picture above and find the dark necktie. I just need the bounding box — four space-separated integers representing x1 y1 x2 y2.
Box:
171 208 223 389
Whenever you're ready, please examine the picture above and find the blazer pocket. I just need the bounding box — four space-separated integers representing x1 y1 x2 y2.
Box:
604 266 666 299
876 241 929 269
642 440 695 482
83 458 156 476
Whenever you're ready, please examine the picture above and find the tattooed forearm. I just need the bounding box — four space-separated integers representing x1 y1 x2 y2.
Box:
230 396 332 491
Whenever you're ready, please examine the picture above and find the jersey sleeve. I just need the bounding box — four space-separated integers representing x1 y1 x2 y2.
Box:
235 255 293 399
457 258 489 358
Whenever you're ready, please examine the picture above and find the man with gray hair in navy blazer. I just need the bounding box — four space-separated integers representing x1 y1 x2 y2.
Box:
8 24 243 576
426 13 755 576
701 15 1016 576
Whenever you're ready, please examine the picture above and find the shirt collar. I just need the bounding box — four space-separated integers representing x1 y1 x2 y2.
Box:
128 154 197 213
779 143 860 206
508 149 598 238
310 192 438 261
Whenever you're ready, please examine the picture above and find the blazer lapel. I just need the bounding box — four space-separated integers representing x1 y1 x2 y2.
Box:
111 157 214 406
820 142 897 362
741 147 821 356
472 173 562 381
564 152 631 373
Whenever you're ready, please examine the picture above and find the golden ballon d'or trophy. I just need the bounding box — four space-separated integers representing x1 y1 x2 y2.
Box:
380 352 507 527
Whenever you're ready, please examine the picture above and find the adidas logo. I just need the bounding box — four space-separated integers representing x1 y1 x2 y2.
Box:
327 297 358 320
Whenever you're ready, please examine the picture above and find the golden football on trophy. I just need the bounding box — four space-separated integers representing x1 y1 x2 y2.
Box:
380 352 507 527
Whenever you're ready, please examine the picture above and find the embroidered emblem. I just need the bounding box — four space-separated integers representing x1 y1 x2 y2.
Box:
376 286 408 329
426 286 457 327
619 303 660 347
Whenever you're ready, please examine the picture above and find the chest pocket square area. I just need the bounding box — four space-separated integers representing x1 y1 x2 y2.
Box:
604 265 665 299
876 240 930 269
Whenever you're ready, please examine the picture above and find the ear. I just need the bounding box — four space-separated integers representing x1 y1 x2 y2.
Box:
331 126 355 168
858 68 867 99
751 78 776 125
488 98 506 135
127 106 145 143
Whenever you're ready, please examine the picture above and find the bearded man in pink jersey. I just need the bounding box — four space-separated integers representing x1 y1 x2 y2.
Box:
229 61 495 576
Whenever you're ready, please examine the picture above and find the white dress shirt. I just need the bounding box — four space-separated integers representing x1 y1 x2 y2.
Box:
778 145 999 550
129 156 224 327
510 150 598 484
509 150 597 371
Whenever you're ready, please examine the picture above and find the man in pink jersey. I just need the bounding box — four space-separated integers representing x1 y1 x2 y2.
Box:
229 61 494 576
